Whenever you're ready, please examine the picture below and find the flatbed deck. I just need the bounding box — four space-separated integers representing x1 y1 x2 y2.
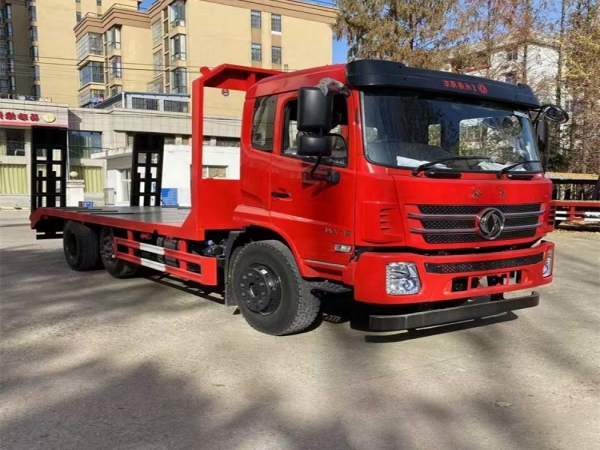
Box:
30 206 198 239
40 206 190 225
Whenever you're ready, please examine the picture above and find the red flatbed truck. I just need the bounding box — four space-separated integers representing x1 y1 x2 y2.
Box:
29 60 569 336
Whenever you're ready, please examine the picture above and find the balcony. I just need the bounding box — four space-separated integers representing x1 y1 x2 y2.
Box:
78 88 106 107
106 41 122 58
76 33 104 65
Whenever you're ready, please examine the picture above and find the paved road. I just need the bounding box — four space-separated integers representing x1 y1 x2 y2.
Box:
1 211 599 450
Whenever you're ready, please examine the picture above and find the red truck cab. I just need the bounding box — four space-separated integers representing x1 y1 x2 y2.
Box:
30 60 569 336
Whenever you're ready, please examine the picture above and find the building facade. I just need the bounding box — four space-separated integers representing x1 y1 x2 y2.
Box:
0 94 242 208
1 0 335 107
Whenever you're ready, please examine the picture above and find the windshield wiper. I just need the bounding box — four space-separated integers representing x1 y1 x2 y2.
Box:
412 156 491 176
496 160 541 178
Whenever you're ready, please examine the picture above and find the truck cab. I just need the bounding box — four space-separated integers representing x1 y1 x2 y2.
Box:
217 59 570 332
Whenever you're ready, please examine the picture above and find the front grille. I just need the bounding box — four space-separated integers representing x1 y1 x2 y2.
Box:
419 204 541 215
412 203 543 244
421 216 540 231
424 229 537 244
425 253 545 274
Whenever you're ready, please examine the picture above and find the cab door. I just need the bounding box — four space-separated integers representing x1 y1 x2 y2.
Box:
269 91 356 269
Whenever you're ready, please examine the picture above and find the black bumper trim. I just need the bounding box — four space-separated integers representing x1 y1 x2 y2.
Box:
369 291 540 332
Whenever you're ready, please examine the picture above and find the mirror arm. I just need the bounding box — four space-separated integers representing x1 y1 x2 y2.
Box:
310 154 323 180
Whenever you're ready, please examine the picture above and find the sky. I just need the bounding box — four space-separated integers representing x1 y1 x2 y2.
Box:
138 0 349 63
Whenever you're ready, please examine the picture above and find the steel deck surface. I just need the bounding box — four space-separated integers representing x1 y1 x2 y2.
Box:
48 206 190 225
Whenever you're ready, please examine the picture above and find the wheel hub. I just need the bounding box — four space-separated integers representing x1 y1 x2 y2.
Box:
100 232 115 262
239 264 281 314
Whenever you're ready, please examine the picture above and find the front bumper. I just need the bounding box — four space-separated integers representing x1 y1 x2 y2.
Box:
351 241 554 305
369 291 540 331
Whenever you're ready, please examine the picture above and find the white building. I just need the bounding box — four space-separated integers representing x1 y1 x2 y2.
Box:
446 35 562 105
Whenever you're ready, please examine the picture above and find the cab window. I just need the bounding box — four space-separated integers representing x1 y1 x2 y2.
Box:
281 93 349 167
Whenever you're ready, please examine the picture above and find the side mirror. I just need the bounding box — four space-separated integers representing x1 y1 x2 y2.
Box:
540 104 569 124
297 134 333 157
535 118 549 153
297 87 332 133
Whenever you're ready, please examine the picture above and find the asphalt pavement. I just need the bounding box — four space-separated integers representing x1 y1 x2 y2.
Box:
1 211 599 450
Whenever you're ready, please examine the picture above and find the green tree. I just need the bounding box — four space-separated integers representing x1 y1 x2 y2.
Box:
333 0 461 69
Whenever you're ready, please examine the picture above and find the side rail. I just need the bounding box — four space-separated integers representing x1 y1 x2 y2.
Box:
114 232 219 285
551 200 600 225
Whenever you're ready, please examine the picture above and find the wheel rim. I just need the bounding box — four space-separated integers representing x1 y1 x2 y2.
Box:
66 232 78 259
100 230 116 264
238 264 281 315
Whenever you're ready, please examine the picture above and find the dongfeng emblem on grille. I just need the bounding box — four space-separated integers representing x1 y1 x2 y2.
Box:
476 208 505 240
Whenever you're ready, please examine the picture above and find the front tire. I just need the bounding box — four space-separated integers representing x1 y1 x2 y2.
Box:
231 240 320 336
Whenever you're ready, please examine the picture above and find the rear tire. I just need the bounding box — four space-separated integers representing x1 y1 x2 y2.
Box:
99 227 139 278
231 240 320 336
63 221 99 271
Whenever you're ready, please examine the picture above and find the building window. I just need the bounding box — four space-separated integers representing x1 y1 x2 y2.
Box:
30 45 38 61
76 12 82 22
0 165 28 194
109 56 122 79
0 62 6 77
164 100 189 113
76 32 103 62
148 78 163 93
170 34 186 61
272 46 281 64
507 50 518 61
251 43 261 62
153 51 162 76
29 26 37 41
203 166 227 178
7 40 13 55
69 165 104 193
8 59 15 73
69 131 102 159
172 68 187 94
32 84 41 98
79 61 104 86
169 0 185 27
152 20 161 45
5 129 26 156
251 10 261 28
33 64 40 80
271 14 281 33
251 95 277 151
7 4 12 20
110 85 122 97
106 27 121 50
6 23 12 37
29 6 36 21
9 76 15 91
131 97 159 110
0 44 5 59
0 80 8 94
96 0 102 6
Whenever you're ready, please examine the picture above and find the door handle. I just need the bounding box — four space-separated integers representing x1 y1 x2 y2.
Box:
271 191 291 199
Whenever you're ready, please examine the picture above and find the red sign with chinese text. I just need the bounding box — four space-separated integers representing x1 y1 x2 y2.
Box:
0 111 41 123
442 80 488 94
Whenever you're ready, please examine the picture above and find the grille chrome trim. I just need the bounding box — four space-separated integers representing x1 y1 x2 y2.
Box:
410 222 542 235
408 209 545 221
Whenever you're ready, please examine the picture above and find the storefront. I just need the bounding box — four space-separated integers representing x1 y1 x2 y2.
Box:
0 99 105 208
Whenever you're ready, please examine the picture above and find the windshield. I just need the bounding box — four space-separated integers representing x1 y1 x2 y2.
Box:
361 91 542 173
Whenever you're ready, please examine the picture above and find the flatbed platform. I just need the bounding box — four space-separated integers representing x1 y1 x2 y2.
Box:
39 206 191 225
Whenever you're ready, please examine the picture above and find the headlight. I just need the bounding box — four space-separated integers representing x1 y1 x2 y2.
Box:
543 249 554 277
386 262 421 295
